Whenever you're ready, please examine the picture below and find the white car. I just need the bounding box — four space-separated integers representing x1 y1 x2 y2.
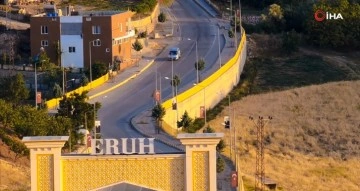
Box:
168 47 181 60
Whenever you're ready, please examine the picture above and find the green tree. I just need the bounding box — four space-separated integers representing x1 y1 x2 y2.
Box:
57 91 101 150
80 73 89 86
54 40 61 66
216 157 225 173
38 51 51 71
228 30 234 38
43 67 62 94
132 39 143 52
158 12 166 22
195 58 205 82
282 29 300 54
0 73 29 105
305 0 360 48
216 139 226 152
170 75 181 97
151 103 166 134
203 126 215 133
268 4 284 20
53 83 63 98
57 91 101 131
0 99 73 155
92 61 108 80
177 111 193 130
0 99 18 128
132 39 143 63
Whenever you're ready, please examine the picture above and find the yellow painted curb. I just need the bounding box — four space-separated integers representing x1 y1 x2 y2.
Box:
88 60 155 100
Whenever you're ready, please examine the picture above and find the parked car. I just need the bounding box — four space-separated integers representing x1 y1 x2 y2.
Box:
168 47 181 60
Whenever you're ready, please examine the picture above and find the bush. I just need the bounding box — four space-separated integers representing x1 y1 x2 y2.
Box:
216 139 226 152
282 29 300 54
138 31 148 38
203 126 215 133
216 157 225 173
0 129 29 160
158 12 166 22
228 30 234 38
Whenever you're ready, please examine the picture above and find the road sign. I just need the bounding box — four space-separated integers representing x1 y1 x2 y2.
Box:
86 134 91 147
200 106 205 118
231 171 238 188
154 90 160 102
36 92 42 104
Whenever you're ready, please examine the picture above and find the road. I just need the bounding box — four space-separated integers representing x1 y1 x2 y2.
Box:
90 0 226 153
0 16 30 30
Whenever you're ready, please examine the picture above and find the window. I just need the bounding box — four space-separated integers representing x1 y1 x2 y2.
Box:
41 26 48 34
41 40 48 47
69 47 76 53
92 25 101 34
93 40 101 46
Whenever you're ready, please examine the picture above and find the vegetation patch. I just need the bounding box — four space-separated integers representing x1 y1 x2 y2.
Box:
251 55 353 93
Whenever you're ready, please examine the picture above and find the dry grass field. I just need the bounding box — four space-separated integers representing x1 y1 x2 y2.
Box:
0 140 30 191
209 80 360 191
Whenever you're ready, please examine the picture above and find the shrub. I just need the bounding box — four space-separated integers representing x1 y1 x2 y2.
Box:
216 157 225 173
216 139 226 152
228 30 234 38
138 31 148 38
282 29 300 54
158 12 166 22
203 126 215 133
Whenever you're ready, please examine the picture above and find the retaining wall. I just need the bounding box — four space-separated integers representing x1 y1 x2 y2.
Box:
161 32 247 129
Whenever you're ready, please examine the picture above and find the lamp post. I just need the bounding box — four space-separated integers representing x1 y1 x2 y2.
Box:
155 64 162 104
35 46 45 109
187 38 199 83
239 0 242 36
165 76 178 128
227 8 237 50
218 27 222 68
193 83 206 126
34 61 37 109
60 48 66 95
89 39 100 87
65 78 75 93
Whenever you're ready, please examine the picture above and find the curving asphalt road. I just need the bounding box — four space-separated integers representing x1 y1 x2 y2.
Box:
90 0 226 153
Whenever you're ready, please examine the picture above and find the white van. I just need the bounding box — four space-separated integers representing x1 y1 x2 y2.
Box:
168 47 181 61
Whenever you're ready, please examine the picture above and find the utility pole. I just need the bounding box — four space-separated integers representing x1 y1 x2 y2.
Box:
250 116 272 191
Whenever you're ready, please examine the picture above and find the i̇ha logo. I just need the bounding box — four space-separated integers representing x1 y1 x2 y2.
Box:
314 9 343 22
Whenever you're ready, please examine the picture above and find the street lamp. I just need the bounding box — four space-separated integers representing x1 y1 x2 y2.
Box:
217 26 222 68
35 47 45 109
65 78 75 93
155 64 162 104
187 38 199 83
34 60 38 109
193 83 206 126
89 39 100 87
227 7 237 50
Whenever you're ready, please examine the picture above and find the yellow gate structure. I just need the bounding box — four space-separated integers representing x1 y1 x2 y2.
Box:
23 133 223 191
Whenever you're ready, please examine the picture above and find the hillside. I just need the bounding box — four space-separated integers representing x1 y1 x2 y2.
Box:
209 80 360 190
0 140 30 191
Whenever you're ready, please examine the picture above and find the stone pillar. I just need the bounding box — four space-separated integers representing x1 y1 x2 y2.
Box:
23 136 69 191
177 133 223 191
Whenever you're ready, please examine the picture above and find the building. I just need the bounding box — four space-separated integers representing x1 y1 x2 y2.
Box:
30 3 135 71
